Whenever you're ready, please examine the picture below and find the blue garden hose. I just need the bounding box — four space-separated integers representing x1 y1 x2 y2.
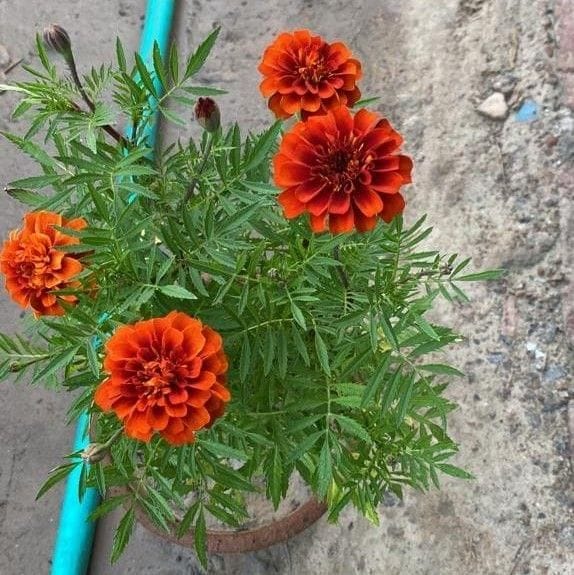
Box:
50 2 176 573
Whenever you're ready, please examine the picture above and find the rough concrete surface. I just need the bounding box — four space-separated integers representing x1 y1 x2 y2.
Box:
0 0 572 574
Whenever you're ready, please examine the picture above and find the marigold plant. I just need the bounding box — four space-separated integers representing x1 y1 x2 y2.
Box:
0 26 502 565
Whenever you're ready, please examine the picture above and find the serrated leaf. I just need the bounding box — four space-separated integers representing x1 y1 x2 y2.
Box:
152 41 169 91
86 339 100 377
369 312 378 352
436 463 474 480
451 257 471 276
207 462 256 492
169 41 179 84
159 106 186 126
290 301 307 330
361 353 391 407
266 447 283 509
5 188 45 207
116 38 127 71
117 182 158 200
449 282 471 302
244 121 282 172
185 27 220 79
32 346 80 384
182 86 227 96
134 52 158 98
188 269 210 300
457 269 505 281
395 371 416 425
263 327 275 375
379 310 399 350
314 330 330 376
414 316 440 341
335 414 372 444
201 440 247 461
381 367 403 415
36 462 78 500
291 324 310 366
2 131 59 171
419 364 464 377
277 329 288 379
316 438 332 499
10 175 61 189
240 333 251 383
287 430 324 464
89 494 129 521
176 502 199 538
286 414 323 434
157 284 197 300
194 507 208 568
111 507 135 563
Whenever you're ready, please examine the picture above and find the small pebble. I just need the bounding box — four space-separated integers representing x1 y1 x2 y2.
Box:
477 92 508 120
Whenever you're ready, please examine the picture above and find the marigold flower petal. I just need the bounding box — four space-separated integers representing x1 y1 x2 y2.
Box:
273 107 413 233
329 210 355 234
94 312 230 446
278 188 306 218
259 30 363 119
380 193 406 223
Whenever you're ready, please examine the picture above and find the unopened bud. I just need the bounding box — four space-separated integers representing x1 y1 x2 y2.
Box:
9 361 21 373
43 24 72 56
195 97 220 132
81 442 107 464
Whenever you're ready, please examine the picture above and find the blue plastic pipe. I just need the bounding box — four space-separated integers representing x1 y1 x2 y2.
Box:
50 2 176 573
137 0 176 147
50 413 99 575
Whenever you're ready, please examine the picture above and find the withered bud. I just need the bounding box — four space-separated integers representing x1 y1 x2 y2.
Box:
81 442 107 464
195 97 221 133
43 24 72 56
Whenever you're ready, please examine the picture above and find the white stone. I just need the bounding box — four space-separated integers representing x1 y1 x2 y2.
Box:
477 92 508 120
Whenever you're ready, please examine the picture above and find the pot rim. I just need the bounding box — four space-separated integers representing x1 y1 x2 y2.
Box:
108 484 327 553
92 417 327 553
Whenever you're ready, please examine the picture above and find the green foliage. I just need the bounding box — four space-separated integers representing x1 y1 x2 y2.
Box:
0 30 504 565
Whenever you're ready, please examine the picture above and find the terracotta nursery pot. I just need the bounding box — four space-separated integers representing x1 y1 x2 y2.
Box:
110 483 327 553
95 429 327 553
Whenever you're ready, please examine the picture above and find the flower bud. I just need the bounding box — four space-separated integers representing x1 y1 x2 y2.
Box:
195 97 220 133
81 442 107 464
43 24 72 56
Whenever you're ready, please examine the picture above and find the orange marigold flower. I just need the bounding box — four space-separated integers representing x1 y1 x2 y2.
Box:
258 29 362 119
274 107 413 233
94 311 230 446
0 211 87 316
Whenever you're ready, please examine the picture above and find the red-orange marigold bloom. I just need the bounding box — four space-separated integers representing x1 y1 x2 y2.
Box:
274 107 413 233
0 211 87 316
258 30 362 119
94 311 230 446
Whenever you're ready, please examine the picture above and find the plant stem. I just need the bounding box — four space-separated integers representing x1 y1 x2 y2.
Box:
103 427 124 449
183 134 214 205
65 53 130 148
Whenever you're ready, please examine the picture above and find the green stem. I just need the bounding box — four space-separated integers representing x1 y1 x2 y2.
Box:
65 52 129 148
103 427 124 449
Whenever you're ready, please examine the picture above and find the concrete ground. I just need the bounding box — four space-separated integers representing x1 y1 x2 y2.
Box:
0 0 573 574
